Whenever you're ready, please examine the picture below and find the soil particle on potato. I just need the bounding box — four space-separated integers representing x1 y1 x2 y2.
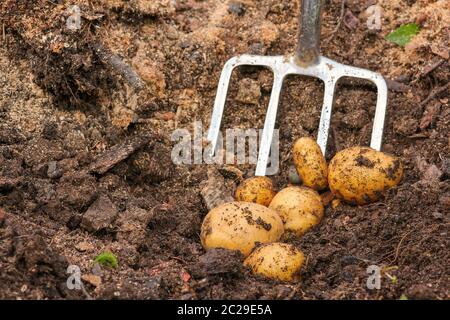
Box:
255 217 272 231
355 155 376 168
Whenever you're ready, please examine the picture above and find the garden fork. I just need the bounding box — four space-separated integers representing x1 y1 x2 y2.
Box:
207 0 388 176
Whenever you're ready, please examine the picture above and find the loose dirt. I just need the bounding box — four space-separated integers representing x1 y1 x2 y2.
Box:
0 0 448 299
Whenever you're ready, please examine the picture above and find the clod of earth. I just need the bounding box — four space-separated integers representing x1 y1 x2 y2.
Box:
235 78 261 105
200 167 235 211
88 135 154 175
81 195 118 233
193 248 244 276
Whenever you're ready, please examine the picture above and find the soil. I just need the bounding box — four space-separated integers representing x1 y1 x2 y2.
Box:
0 0 449 300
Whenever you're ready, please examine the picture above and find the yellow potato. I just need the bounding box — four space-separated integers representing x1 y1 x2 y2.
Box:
293 137 328 191
235 176 276 207
328 147 403 205
269 186 324 237
244 243 305 282
201 202 284 256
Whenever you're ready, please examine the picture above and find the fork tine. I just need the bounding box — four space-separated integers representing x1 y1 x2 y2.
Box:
316 81 337 156
255 74 284 176
338 66 388 151
207 57 238 156
369 76 388 151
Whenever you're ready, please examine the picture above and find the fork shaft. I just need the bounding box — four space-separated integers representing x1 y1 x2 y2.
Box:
296 0 322 66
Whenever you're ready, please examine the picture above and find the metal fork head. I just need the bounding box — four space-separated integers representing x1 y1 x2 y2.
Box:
207 54 388 176
207 0 388 176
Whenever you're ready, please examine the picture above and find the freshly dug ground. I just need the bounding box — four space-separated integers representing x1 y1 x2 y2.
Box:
0 0 449 299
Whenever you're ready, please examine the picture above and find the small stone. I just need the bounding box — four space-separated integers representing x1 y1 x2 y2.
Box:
228 2 246 16
47 161 63 179
91 262 103 277
288 166 301 184
91 263 103 277
82 274 102 287
235 78 261 105
75 241 94 252
81 195 118 232
343 9 359 29
432 212 443 220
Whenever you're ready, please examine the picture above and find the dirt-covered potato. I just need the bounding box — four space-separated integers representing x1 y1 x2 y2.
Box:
328 147 403 205
269 186 324 237
201 202 284 256
244 243 305 281
235 176 276 207
293 137 328 190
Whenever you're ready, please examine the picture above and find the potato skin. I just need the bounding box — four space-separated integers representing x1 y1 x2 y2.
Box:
235 176 276 207
244 243 305 281
201 202 284 256
269 186 324 237
293 137 328 190
328 147 403 205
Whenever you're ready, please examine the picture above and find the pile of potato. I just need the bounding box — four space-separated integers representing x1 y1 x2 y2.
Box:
201 138 403 282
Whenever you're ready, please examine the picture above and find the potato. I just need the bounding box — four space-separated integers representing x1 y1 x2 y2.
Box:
269 186 324 237
201 202 284 256
328 146 403 205
244 243 305 281
235 176 276 207
293 137 328 190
